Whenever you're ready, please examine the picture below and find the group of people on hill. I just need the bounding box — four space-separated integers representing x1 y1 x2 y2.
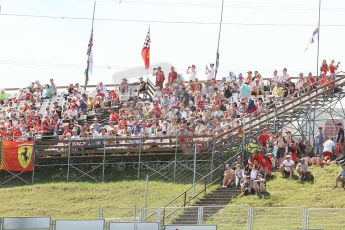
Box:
222 121 345 195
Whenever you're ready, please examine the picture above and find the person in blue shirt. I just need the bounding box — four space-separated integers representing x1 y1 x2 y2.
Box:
240 82 251 99
334 164 345 189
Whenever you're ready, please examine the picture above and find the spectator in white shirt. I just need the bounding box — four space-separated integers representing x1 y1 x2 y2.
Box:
205 63 215 80
280 155 294 178
186 65 197 81
323 137 335 159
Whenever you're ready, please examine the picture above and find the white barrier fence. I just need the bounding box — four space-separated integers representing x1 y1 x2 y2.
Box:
1 206 345 230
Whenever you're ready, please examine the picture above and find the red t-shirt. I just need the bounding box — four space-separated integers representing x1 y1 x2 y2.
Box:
109 112 119 122
156 71 165 84
258 133 270 145
253 153 264 165
168 71 178 83
329 64 335 74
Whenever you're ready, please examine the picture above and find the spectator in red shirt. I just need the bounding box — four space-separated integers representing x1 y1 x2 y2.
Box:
320 59 329 76
329 59 340 79
168 66 178 84
258 128 270 152
153 66 165 89
109 109 120 125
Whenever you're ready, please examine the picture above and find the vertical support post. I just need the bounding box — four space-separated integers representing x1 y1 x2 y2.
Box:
156 208 161 224
273 110 277 132
67 138 71 182
247 207 254 230
31 140 36 184
192 143 197 196
145 174 149 209
134 203 137 223
173 133 178 181
137 135 142 180
102 140 106 183
302 207 308 229
183 192 187 206
210 138 215 181
197 206 204 225
242 117 246 159
305 208 310 229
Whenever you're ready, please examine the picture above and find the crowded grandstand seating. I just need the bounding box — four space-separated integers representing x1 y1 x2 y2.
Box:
0 64 342 158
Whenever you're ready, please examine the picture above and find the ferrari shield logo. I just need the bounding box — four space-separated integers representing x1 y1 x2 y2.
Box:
18 144 33 169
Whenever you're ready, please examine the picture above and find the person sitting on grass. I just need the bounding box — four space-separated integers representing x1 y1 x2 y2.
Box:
238 176 255 197
235 164 244 187
296 158 308 181
280 155 294 178
333 164 345 189
222 164 235 188
253 173 266 195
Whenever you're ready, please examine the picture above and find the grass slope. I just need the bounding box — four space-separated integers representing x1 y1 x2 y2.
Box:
231 164 345 208
0 181 208 219
207 164 345 230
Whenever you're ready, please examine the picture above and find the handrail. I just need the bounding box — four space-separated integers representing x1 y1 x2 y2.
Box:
216 74 345 140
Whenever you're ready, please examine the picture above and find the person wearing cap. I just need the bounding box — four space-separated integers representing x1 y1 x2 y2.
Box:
296 158 309 181
280 154 294 178
222 164 235 188
333 164 345 189
313 127 324 157
336 123 344 155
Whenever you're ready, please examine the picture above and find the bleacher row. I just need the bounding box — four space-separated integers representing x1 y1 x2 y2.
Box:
33 76 328 158
0 217 215 230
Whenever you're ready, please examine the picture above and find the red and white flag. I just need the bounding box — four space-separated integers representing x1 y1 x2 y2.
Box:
141 27 150 70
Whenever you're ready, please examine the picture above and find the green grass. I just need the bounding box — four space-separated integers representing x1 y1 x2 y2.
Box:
231 164 345 208
0 180 215 219
206 164 345 230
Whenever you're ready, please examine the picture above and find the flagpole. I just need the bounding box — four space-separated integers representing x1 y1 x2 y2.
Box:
215 0 225 79
84 0 97 91
316 0 321 77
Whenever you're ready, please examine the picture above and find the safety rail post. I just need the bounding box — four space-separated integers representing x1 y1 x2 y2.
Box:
192 143 197 196
197 206 204 225
173 133 178 181
204 178 207 195
156 208 161 224
210 138 215 181
31 137 37 184
137 134 143 180
183 192 187 206
247 206 254 230
67 138 72 182
102 140 106 183
303 207 308 229
162 208 166 227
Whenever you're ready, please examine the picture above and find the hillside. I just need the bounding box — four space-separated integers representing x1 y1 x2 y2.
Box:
0 181 211 219
231 164 345 208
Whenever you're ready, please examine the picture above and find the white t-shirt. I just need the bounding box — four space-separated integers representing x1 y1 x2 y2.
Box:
323 139 335 152
187 69 197 81
250 169 258 180
281 159 294 172
207 67 215 80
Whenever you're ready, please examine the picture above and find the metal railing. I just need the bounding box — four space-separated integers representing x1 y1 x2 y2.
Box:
136 205 345 230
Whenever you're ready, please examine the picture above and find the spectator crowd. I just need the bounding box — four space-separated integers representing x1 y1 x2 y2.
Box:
0 59 341 144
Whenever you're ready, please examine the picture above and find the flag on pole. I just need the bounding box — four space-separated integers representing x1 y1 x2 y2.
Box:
215 51 220 78
304 27 319 51
141 27 150 70
85 29 94 85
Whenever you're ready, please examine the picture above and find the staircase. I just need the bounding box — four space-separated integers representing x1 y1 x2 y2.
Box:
171 187 241 225
155 74 345 225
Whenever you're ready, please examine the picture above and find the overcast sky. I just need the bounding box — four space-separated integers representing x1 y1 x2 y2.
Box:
0 0 344 88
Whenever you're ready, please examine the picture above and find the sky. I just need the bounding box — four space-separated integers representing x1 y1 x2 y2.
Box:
0 0 344 88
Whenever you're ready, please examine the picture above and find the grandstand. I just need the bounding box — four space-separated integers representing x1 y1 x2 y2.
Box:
0 68 345 228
